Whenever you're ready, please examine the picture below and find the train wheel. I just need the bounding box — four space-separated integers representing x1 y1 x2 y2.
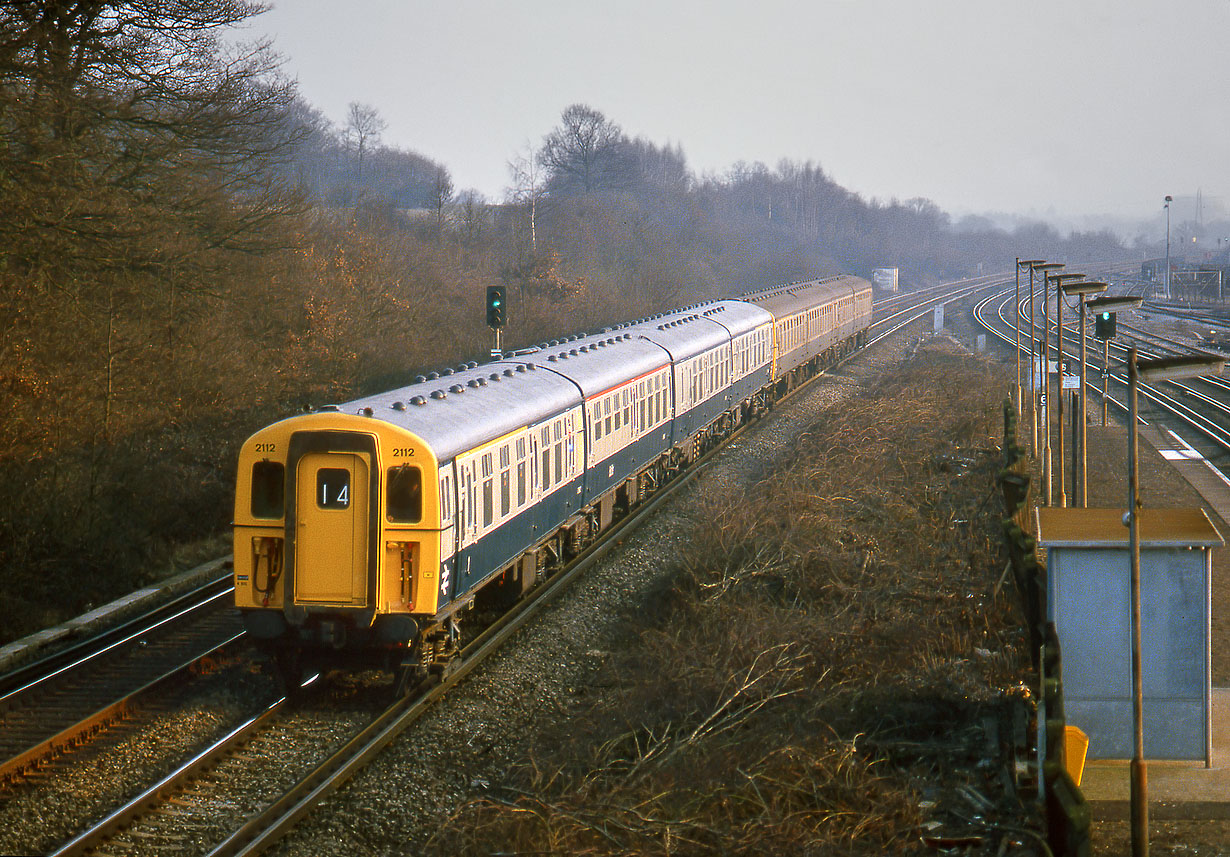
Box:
393 662 428 697
274 647 304 696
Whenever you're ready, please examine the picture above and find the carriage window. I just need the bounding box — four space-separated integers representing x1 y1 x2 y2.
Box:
316 468 350 509
386 465 422 523
251 461 285 518
439 474 452 519
483 478 493 526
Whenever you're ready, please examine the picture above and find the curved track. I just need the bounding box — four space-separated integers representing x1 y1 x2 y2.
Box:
973 278 1230 482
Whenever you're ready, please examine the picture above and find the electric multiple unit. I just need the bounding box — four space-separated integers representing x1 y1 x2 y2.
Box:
233 276 873 683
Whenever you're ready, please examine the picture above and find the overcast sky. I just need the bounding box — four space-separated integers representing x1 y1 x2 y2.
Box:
250 0 1229 229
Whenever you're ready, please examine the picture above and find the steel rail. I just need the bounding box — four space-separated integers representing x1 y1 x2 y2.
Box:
49 694 294 857
0 572 234 702
0 630 247 785
0 578 247 784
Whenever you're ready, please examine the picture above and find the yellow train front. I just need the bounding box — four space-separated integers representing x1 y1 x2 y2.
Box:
233 410 449 680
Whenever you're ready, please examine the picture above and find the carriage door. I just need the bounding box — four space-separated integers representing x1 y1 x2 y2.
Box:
294 452 370 606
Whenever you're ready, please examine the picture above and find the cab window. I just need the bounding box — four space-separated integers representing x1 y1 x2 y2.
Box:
386 465 422 523
251 461 285 518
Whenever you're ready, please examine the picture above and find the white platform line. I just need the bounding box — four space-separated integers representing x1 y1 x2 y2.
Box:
1164 429 1230 489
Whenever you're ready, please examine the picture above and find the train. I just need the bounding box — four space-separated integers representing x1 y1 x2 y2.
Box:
232 275 874 687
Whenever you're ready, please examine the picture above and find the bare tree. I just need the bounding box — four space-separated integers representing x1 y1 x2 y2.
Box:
344 101 386 183
0 0 304 280
537 103 631 194
507 143 542 250
430 166 453 234
458 189 486 244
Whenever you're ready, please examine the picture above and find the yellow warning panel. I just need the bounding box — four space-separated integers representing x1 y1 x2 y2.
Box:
1065 725 1089 786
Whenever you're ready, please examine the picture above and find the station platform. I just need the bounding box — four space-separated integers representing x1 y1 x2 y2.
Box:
1038 415 1230 821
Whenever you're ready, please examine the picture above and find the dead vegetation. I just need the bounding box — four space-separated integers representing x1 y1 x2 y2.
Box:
422 341 1037 855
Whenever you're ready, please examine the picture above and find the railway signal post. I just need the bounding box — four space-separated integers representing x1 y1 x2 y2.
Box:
486 285 508 358
1087 295 1143 429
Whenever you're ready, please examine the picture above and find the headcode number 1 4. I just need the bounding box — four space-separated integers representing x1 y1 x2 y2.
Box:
317 468 351 509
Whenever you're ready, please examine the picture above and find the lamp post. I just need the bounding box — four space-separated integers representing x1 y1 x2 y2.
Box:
1030 262 1063 458
1059 280 1107 507
1164 195 1173 300
1048 271 1086 506
1016 259 1045 427
1127 351 1226 857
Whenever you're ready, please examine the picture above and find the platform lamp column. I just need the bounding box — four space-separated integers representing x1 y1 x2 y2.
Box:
1031 262 1063 460
1059 280 1107 507
1056 280 1065 506
1047 271 1085 507
1017 259 1045 449
1014 258 1022 420
1127 351 1226 857
1042 272 1052 502
1164 195 1172 300
1040 265 1068 502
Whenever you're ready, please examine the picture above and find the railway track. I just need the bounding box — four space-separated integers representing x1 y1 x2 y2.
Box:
6 280 981 856
974 280 1230 473
0 574 245 786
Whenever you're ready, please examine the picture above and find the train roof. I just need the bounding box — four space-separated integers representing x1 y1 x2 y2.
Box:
321 330 675 461
333 360 581 462
528 331 670 397
695 300 775 337
616 299 770 362
739 275 871 319
313 279 851 461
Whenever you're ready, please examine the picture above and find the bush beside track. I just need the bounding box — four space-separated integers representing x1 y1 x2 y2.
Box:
424 339 1036 855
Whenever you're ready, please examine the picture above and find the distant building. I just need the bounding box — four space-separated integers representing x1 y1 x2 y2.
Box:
1144 253 1229 302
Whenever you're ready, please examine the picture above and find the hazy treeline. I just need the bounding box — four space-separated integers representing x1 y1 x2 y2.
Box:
0 3 1128 640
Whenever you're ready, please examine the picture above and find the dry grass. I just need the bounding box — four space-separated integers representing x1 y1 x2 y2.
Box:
426 341 1034 855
